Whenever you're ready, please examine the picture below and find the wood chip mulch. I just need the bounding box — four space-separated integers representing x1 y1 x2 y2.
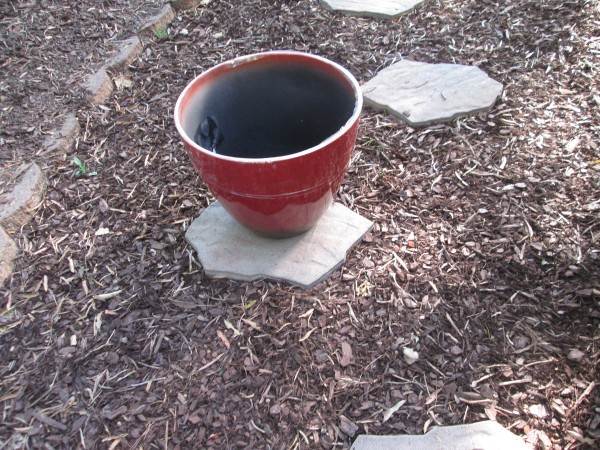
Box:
1 0 599 449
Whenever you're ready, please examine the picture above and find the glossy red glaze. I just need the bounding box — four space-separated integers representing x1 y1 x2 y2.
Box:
174 51 362 238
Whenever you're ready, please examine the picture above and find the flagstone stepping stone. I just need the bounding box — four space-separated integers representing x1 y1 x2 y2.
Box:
0 163 46 232
320 0 426 18
362 59 503 126
106 36 144 72
0 226 17 286
186 202 373 289
85 68 113 105
41 113 80 156
139 4 175 36
170 0 206 11
351 421 528 450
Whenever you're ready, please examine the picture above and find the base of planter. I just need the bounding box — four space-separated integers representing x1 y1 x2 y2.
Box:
186 201 373 289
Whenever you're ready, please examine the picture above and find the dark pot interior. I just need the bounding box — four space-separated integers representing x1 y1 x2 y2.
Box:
191 61 357 158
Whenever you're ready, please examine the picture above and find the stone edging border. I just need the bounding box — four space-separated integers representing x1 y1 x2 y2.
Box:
0 0 207 286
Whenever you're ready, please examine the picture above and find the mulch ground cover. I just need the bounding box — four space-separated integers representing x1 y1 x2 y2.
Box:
1 0 599 448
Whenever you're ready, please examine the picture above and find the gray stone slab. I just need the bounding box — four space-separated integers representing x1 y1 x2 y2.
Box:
170 0 205 11
85 68 113 105
106 36 143 72
0 226 17 286
0 163 46 232
41 113 80 156
320 0 426 18
139 4 175 36
351 421 528 450
186 202 373 289
362 59 503 126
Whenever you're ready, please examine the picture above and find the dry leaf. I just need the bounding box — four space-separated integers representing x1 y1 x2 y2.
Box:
382 399 406 423
485 405 497 421
566 137 580 152
298 308 314 319
241 318 262 331
216 330 230 349
425 388 441 406
224 319 241 336
299 327 317 342
170 299 201 310
95 227 110 236
93 290 122 300
113 74 133 90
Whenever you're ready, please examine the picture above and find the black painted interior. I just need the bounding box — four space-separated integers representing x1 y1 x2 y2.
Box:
193 61 356 158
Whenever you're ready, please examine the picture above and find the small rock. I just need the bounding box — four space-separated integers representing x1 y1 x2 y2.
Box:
362 257 375 269
567 348 584 362
450 345 463 355
106 351 120 365
315 350 330 364
529 404 548 419
339 415 358 437
402 347 419 365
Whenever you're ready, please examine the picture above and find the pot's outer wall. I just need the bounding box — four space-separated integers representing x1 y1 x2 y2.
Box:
183 118 358 236
175 51 362 237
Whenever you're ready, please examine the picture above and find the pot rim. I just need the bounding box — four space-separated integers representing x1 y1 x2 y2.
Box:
174 50 363 164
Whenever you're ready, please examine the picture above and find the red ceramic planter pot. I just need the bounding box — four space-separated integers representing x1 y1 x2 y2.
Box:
174 51 362 238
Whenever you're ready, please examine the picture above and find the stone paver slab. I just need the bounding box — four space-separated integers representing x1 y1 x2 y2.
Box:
42 113 80 156
0 163 46 232
85 68 113 105
139 4 176 36
186 202 372 289
351 421 528 450
320 0 426 18
0 226 17 286
106 36 144 72
362 59 503 126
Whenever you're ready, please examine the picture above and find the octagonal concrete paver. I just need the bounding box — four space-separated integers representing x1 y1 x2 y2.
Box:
320 0 427 18
362 59 503 126
186 202 373 289
351 421 528 450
